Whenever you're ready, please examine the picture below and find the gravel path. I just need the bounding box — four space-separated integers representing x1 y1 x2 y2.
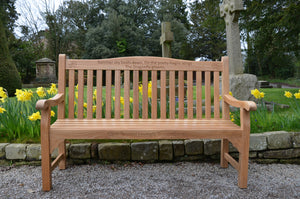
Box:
1 162 299 199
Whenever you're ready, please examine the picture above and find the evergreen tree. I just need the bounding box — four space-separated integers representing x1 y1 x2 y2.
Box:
0 11 22 96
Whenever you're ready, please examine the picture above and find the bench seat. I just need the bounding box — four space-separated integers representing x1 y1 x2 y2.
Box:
51 119 242 140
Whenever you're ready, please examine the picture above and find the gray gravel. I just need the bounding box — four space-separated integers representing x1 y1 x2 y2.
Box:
0 162 299 199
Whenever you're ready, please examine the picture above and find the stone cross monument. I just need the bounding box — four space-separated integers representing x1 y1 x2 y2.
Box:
160 22 174 58
220 0 258 100
220 0 244 75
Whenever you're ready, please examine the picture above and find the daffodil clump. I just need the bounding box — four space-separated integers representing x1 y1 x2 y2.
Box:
0 84 58 141
251 89 265 99
284 90 300 99
15 89 33 102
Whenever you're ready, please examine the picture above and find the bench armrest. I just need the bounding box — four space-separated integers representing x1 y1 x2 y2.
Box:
36 93 64 110
224 94 257 111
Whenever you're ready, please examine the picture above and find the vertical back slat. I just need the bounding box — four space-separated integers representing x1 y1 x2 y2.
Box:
160 71 166 119
114 70 121 119
133 70 139 119
124 70 130 119
96 70 102 119
151 71 157 119
87 70 93 119
105 70 112 119
142 71 148 119
77 70 84 119
68 69 75 119
196 71 202 119
169 71 176 119
222 56 230 120
187 71 193 119
178 71 185 119
58 54 66 119
214 71 220 119
205 71 211 119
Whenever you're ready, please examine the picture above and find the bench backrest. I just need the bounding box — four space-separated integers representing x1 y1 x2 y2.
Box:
57 55 230 120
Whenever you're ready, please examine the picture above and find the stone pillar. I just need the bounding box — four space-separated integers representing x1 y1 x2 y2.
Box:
35 58 57 84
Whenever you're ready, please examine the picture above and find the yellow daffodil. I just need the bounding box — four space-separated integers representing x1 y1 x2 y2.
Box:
120 97 124 105
260 92 265 98
47 83 58 95
229 91 233 96
294 92 300 99
284 91 292 98
28 112 41 121
0 107 6 113
130 97 133 103
0 87 8 100
93 90 97 100
219 95 222 101
93 105 97 112
36 87 46 97
51 110 55 117
84 103 87 108
139 84 143 94
76 84 78 90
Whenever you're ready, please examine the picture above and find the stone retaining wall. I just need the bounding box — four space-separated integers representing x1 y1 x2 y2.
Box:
0 131 299 165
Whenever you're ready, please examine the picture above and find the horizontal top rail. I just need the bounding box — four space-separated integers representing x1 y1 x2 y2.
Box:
66 56 223 71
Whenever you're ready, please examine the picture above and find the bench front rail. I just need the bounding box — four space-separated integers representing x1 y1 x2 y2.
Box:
36 55 256 191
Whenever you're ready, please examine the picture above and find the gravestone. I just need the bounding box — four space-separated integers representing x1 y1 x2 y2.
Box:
35 58 57 83
220 0 258 100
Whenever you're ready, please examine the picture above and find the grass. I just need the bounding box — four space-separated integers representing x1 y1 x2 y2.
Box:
258 76 300 87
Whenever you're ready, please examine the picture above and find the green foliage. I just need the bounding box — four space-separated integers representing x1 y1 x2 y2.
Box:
241 0 300 78
189 0 226 60
0 12 22 96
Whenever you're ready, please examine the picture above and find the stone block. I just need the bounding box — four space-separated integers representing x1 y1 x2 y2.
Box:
262 148 300 159
229 74 258 101
51 144 70 159
69 143 91 159
0 143 9 159
26 144 41 160
98 143 130 161
265 131 292 149
204 139 221 155
6 144 28 160
173 141 184 157
131 142 158 161
250 134 267 151
292 132 300 148
91 143 98 159
159 141 173 161
184 140 203 155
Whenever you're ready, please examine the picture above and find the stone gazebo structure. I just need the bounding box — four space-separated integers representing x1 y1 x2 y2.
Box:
35 58 57 83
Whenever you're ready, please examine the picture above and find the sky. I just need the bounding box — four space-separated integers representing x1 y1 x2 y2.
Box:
14 0 64 37
14 0 196 37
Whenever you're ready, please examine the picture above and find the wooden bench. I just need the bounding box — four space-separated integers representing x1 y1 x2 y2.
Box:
36 54 256 191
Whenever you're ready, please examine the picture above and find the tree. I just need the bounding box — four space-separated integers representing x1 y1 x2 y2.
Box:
241 0 300 78
189 0 226 61
0 9 22 96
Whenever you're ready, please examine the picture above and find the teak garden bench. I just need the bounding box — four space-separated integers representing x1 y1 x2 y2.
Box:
36 54 256 191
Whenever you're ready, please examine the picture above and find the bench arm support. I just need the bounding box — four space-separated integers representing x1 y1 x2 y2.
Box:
224 95 257 112
36 93 64 110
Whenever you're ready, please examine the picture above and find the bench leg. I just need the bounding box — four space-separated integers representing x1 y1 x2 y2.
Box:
238 109 250 188
220 138 229 168
40 108 52 191
58 140 66 170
